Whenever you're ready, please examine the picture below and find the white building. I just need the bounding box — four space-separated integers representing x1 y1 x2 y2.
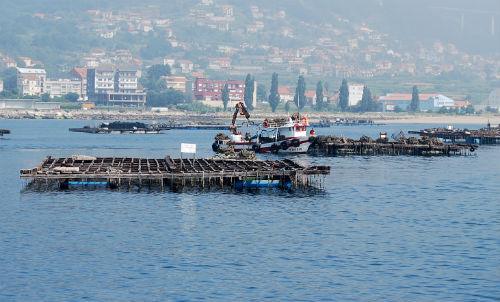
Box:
45 78 83 99
16 67 47 96
348 83 364 106
87 66 146 106
0 79 3 92
162 76 187 92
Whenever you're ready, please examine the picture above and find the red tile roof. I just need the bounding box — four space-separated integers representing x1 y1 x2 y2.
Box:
379 93 439 102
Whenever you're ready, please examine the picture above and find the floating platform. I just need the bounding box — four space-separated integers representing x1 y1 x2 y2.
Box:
0 129 10 136
167 124 229 130
69 121 170 134
20 155 330 191
308 135 477 156
408 124 500 145
309 119 384 128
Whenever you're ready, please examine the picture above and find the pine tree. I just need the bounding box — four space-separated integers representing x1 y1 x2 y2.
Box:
244 74 255 110
315 80 324 111
339 78 349 111
359 86 376 112
293 75 306 109
409 85 419 112
268 72 280 112
222 83 229 111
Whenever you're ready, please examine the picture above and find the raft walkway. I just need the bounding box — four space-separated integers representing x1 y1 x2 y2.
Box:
408 125 500 145
20 156 330 190
308 135 476 156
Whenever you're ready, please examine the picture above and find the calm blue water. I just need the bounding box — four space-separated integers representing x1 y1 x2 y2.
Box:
0 119 499 302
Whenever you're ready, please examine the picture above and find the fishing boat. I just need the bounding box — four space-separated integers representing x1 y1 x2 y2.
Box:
213 102 313 153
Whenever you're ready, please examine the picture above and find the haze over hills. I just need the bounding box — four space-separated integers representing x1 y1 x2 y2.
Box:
0 0 499 105
3 0 499 54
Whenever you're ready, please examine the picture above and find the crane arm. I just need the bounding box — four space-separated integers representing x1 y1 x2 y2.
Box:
230 102 250 134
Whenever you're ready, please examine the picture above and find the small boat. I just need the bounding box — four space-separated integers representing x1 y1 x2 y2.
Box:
213 111 313 154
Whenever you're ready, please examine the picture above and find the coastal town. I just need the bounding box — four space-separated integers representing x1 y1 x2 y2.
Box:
1 0 499 114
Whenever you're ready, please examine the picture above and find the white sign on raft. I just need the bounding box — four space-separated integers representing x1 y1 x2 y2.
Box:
181 143 196 154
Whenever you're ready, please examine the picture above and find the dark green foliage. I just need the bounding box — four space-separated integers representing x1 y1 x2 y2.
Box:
139 33 173 60
409 85 419 112
244 73 255 110
339 78 349 112
315 80 324 111
0 68 18 96
293 75 306 109
65 92 79 102
285 100 291 112
465 104 475 114
357 86 377 112
222 83 229 110
146 88 185 107
141 64 171 91
41 93 51 102
268 72 280 113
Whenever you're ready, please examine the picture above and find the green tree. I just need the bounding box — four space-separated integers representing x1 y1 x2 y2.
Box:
41 93 51 102
293 75 306 110
268 72 280 112
222 83 229 111
0 68 18 95
315 80 324 111
339 78 349 112
409 85 419 112
146 88 185 107
141 64 171 91
358 86 377 112
285 100 291 112
243 73 255 110
64 92 79 102
465 104 475 114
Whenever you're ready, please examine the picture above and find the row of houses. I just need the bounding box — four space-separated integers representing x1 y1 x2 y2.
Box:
15 67 146 106
13 66 473 111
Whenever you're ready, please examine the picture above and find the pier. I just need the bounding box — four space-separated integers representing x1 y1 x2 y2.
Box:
0 129 10 136
408 124 500 145
20 155 330 191
308 135 477 156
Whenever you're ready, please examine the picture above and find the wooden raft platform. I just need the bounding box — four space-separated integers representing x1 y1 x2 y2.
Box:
20 156 330 190
308 135 477 156
409 125 500 145
0 129 10 136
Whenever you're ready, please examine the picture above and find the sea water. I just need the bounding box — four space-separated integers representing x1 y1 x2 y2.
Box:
0 119 498 301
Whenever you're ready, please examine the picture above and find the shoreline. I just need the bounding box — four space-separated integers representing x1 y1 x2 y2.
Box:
0 109 499 125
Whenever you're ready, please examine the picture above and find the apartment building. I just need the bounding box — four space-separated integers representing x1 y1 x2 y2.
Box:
16 67 46 96
87 66 146 106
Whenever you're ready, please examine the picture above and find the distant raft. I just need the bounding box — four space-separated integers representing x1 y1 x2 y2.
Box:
69 121 170 134
308 133 477 156
408 124 500 145
0 129 10 136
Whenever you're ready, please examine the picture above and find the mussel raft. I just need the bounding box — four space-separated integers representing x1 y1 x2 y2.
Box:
20 155 330 191
307 135 477 156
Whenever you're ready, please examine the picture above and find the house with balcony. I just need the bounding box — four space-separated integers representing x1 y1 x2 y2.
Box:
16 67 46 96
87 66 145 107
